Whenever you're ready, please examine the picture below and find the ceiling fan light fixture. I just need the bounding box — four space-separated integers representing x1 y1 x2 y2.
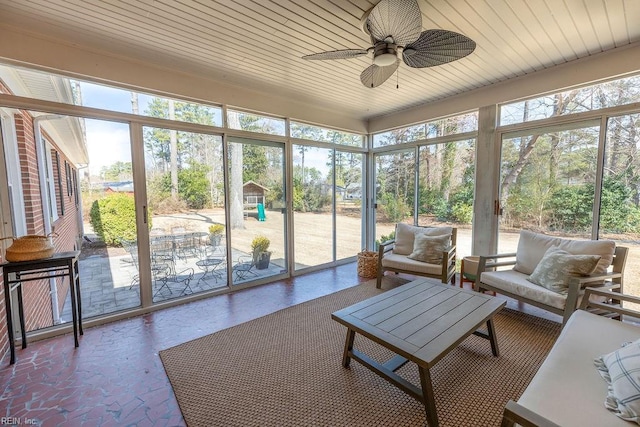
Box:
373 43 397 66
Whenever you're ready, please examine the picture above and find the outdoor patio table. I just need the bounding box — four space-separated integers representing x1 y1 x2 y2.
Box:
196 257 223 283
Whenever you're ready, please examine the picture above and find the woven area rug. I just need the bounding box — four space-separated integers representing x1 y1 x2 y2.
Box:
160 279 561 427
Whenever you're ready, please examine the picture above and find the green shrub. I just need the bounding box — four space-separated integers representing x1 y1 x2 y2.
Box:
380 192 410 223
375 230 396 249
451 203 473 224
90 193 143 245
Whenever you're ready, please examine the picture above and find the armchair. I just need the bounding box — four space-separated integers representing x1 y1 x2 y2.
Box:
376 223 457 288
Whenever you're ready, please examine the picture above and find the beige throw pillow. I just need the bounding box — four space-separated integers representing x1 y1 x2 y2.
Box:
527 246 601 293
393 223 452 255
407 234 450 264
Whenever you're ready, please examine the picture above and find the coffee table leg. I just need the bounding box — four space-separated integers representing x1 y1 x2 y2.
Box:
418 366 439 427
486 318 500 357
342 328 356 368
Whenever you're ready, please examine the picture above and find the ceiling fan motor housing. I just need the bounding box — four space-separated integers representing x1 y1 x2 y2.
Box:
373 42 397 66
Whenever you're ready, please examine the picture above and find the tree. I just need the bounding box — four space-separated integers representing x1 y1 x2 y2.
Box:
100 161 132 181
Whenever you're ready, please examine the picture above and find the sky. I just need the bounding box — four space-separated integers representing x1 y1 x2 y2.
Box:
79 81 334 179
80 82 152 176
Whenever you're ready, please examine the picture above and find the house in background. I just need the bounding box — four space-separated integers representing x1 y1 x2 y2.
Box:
0 66 87 357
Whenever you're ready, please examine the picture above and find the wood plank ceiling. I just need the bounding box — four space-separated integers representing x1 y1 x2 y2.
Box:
0 0 638 122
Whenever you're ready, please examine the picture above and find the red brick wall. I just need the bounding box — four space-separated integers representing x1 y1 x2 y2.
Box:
0 88 81 361
0 79 11 360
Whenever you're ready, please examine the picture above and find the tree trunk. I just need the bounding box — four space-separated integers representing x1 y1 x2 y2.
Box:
228 114 244 229
168 100 178 199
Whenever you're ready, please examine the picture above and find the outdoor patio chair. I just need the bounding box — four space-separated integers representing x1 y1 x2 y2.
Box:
153 264 195 298
233 255 258 281
196 246 225 285
171 228 203 260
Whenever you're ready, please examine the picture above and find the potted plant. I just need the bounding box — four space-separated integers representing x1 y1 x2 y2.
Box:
208 223 225 246
251 235 271 270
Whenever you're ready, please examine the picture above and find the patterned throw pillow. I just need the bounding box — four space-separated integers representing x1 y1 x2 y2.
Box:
595 340 640 424
527 246 601 293
407 234 450 264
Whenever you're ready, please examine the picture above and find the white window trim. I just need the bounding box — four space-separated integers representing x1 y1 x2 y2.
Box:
0 110 27 236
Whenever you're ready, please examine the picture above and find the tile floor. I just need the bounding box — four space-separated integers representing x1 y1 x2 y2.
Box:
0 264 371 426
0 265 561 426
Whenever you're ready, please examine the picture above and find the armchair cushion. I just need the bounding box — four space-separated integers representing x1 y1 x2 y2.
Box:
527 246 601 293
393 223 452 255
407 234 449 264
595 339 640 424
514 230 615 275
380 252 444 276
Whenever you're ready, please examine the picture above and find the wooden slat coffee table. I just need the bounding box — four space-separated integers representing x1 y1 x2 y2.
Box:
332 278 506 427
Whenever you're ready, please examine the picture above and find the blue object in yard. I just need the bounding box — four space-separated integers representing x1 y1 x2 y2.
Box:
257 203 266 221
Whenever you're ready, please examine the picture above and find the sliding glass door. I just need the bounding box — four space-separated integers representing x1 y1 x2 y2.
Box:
417 139 475 259
228 138 287 284
292 146 363 270
498 121 600 252
143 125 226 302
374 149 415 246
600 113 640 291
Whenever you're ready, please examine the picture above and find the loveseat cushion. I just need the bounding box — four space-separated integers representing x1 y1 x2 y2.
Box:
514 230 615 275
517 310 640 427
393 223 452 256
381 252 443 275
480 269 568 309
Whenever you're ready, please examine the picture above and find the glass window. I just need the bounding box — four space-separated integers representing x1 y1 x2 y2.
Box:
43 141 59 222
290 122 364 147
227 110 285 136
0 111 27 236
0 65 223 126
373 112 478 147
418 139 476 260
498 122 600 252
500 74 640 126
76 81 223 126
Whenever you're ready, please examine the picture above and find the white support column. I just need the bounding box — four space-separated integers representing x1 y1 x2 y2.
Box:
473 105 500 255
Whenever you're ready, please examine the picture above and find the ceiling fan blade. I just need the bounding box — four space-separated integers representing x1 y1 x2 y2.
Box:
360 62 399 88
302 49 368 61
402 30 476 68
366 0 422 46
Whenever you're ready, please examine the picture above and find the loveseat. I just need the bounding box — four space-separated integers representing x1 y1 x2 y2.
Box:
376 223 456 288
475 230 628 324
502 288 640 427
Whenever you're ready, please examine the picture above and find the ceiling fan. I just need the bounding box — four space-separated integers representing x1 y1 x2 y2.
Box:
302 0 476 88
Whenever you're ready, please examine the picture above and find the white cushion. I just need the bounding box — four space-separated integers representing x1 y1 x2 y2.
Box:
518 310 640 427
480 269 568 309
381 252 443 275
393 223 452 255
595 339 640 424
514 230 615 275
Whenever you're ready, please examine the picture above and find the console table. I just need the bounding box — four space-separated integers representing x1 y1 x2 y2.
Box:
2 251 82 364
